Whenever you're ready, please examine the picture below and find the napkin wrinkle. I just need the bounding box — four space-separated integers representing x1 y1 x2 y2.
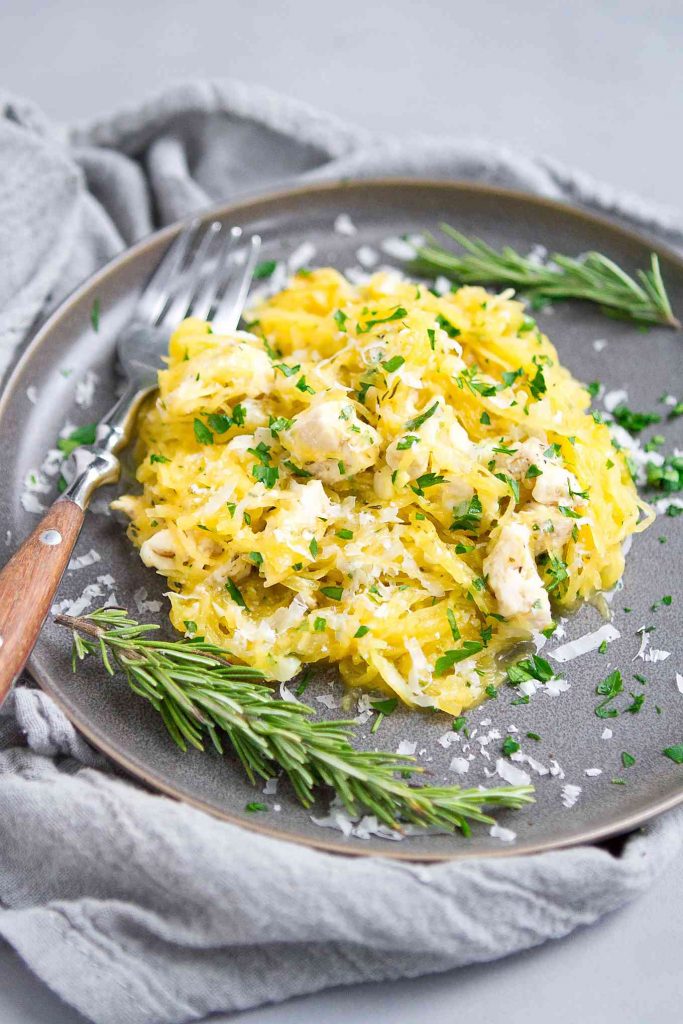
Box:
1 79 683 1024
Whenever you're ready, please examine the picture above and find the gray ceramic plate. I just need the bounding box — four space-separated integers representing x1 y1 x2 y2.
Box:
1 181 681 860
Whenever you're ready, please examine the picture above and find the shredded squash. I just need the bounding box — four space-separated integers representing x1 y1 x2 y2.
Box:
115 268 652 715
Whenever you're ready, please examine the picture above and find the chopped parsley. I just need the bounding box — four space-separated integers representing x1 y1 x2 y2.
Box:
543 553 569 593
336 528 353 540
647 455 683 493
621 751 636 768
435 313 460 338
446 608 460 642
273 361 301 378
405 401 439 431
333 309 349 330
502 368 523 388
354 625 370 638
193 418 214 445
594 669 622 718
283 460 312 478
411 472 445 496
295 375 315 394
57 422 98 456
501 736 520 756
225 578 247 608
457 366 498 397
370 697 398 715
397 434 420 450
358 306 407 333
253 259 277 279
269 415 293 435
320 585 343 601
434 641 484 676
612 405 661 433
450 493 483 534
313 617 327 632
663 745 683 764
494 472 520 504
150 453 170 464
507 654 554 685
625 692 645 714
90 297 100 332
528 363 547 399
381 355 405 373
207 413 232 434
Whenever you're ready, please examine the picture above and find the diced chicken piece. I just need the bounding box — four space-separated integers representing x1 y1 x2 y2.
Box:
489 437 579 506
111 494 141 518
517 503 574 554
385 404 442 480
260 479 331 581
385 435 430 479
439 478 475 509
483 522 552 630
491 438 546 479
531 462 578 506
163 339 275 413
140 529 176 572
282 399 380 483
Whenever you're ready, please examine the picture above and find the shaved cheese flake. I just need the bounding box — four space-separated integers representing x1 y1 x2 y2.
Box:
561 784 582 808
334 213 357 236
489 824 517 843
550 624 620 663
496 758 531 787
68 549 101 571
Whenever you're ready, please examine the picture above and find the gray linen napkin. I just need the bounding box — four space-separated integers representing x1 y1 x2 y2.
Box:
0 79 682 1024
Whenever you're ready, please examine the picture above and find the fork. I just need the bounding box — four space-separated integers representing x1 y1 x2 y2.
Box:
0 219 261 702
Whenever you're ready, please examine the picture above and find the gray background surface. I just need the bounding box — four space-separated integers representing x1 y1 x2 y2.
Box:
1 0 682 1021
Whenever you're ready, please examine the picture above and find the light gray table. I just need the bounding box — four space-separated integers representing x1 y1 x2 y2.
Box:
1 0 681 1020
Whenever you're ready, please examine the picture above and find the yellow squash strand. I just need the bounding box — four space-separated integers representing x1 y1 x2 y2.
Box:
114 269 650 715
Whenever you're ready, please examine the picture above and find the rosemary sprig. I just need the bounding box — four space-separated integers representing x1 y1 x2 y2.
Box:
55 608 534 834
413 224 679 328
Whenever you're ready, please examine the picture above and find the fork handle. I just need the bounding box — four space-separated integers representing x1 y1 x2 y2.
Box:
0 499 85 702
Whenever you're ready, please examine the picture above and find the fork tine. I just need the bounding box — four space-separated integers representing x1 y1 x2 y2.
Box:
161 221 223 326
212 234 262 331
137 220 199 324
190 225 243 321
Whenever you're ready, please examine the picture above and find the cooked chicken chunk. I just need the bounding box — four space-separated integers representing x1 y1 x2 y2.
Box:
490 438 579 506
282 400 380 483
483 521 552 630
517 503 575 553
140 529 176 572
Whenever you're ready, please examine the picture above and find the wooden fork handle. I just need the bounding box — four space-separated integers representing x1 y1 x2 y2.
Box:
0 499 85 702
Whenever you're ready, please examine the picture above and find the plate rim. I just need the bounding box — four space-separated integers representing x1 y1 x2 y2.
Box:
3 176 683 861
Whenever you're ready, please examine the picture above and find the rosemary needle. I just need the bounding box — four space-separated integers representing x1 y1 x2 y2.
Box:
55 608 534 835
413 224 679 329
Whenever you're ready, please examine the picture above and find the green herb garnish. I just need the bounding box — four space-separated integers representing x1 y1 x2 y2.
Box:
413 226 679 328
56 609 534 834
